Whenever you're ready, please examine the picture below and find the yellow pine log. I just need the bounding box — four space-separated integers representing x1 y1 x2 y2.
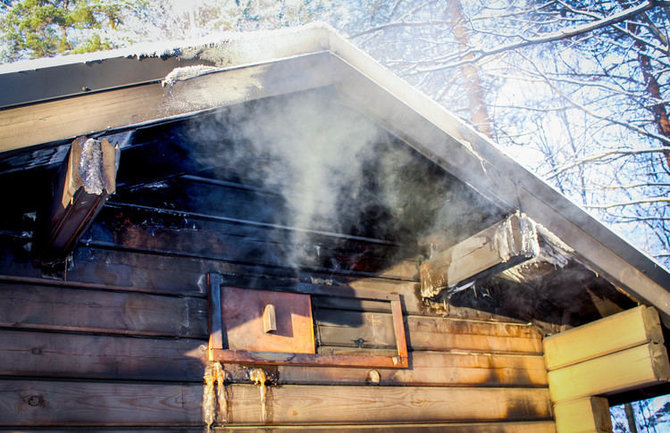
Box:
544 306 663 371
554 397 612 433
547 342 670 403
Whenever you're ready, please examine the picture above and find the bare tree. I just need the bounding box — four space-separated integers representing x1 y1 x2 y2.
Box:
5 0 665 265
342 0 670 266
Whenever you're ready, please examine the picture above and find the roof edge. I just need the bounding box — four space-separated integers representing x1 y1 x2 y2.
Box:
0 23 336 109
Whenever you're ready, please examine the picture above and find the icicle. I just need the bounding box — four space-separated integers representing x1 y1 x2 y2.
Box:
203 363 217 431
249 367 268 423
203 362 227 430
214 362 228 423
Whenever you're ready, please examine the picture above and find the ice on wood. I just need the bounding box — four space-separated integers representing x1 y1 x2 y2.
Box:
420 212 542 298
69 138 118 198
79 138 105 195
161 65 218 87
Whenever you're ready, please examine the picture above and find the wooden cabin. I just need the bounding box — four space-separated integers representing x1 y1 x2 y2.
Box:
1 24 669 432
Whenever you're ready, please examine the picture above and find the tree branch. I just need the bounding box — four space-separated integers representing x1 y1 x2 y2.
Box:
417 0 662 72
586 197 670 208
546 148 670 179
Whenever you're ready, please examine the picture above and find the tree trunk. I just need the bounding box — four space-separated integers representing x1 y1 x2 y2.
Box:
624 402 640 433
619 1 670 171
446 0 493 138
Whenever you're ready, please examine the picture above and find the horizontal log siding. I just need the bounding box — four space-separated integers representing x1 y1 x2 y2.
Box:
0 175 550 430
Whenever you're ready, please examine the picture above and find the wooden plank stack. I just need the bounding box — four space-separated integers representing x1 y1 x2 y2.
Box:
544 306 670 433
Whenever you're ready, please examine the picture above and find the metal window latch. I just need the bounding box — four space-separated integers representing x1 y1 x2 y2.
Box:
262 304 277 334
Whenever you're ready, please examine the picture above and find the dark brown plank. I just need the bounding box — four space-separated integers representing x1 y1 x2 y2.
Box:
65 247 425 307
0 281 207 338
86 201 410 277
65 247 420 296
0 380 203 426
114 175 288 226
0 331 206 381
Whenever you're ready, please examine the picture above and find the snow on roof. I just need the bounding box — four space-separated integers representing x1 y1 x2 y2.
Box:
0 22 335 74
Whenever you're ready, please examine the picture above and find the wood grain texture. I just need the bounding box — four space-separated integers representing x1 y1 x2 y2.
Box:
407 315 542 354
85 215 412 280
0 380 203 426
420 213 538 298
223 351 548 387
65 245 420 297
548 342 670 402
544 306 663 371
0 327 546 386
39 137 119 263
0 53 336 152
0 331 206 381
316 311 541 354
553 397 612 433
0 281 207 338
214 422 558 432
224 384 552 424
0 380 551 426
0 421 558 433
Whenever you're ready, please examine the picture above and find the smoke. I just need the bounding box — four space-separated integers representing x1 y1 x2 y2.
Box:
182 89 502 273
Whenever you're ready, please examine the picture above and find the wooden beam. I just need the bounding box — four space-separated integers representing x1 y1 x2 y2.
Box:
0 380 551 426
0 424 559 433
225 384 551 424
316 310 542 354
0 330 207 381
213 421 558 432
0 330 546 387
38 136 119 263
420 212 540 298
0 52 336 152
544 306 664 371
547 342 670 403
0 379 202 425
222 351 548 387
0 280 206 338
553 397 612 433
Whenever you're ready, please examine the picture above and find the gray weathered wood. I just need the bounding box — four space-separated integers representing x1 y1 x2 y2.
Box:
0 280 207 338
0 330 206 381
420 213 539 298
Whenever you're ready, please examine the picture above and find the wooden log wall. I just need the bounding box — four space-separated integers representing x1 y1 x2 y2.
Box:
0 154 554 431
545 306 670 433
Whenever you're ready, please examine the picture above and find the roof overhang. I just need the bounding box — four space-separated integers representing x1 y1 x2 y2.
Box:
1 23 668 323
